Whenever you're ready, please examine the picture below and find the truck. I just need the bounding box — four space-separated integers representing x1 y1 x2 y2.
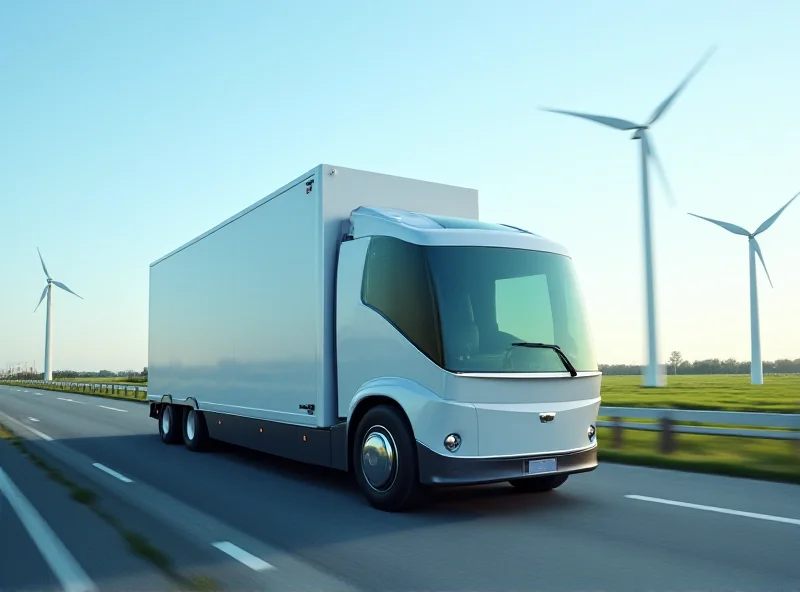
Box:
147 164 601 512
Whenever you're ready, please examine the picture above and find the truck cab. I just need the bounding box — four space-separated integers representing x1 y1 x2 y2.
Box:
335 207 600 510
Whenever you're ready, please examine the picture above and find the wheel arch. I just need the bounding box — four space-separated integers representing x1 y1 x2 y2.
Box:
347 394 411 473
345 377 447 472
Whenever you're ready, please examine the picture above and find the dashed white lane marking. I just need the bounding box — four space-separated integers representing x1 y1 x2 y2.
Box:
28 417 40 422
92 463 133 483
96 405 127 413
57 397 85 405
626 495 800 527
212 541 275 571
0 468 97 592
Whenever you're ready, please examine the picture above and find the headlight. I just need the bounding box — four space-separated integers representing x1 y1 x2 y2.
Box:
588 424 596 442
444 433 461 452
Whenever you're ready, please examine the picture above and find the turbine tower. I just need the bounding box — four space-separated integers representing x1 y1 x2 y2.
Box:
33 248 83 381
688 191 798 385
540 47 716 387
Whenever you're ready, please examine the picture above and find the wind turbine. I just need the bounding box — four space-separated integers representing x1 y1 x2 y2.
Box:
33 248 83 381
688 191 798 385
540 46 716 387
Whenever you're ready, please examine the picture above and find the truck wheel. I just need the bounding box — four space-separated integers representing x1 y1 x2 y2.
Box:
183 408 209 452
159 404 183 445
353 405 422 512
508 474 569 493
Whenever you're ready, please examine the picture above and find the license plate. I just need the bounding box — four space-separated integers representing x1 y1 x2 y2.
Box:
526 458 557 475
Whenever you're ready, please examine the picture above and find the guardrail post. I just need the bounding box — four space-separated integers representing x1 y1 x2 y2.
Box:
611 417 623 448
793 400 800 459
660 416 676 454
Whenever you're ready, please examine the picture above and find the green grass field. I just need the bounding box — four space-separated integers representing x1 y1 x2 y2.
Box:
599 374 800 413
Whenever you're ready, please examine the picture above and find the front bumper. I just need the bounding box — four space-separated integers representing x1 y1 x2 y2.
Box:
416 442 598 486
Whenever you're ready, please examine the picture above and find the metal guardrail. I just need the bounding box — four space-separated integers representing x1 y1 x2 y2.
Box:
597 405 800 454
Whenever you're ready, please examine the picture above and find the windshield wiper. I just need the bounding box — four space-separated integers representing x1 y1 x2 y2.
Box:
510 342 578 377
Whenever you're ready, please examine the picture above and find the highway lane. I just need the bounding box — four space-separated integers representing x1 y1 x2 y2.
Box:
1 384 799 591
0 386 360 592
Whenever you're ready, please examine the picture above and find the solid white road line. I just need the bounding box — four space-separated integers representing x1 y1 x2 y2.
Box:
212 541 275 571
626 495 800 527
1 415 54 441
91 463 133 483
0 468 97 592
96 405 127 413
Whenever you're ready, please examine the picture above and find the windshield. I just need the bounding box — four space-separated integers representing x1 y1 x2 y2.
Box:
360 237 598 374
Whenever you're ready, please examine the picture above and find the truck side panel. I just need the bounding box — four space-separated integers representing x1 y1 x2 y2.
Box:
148 173 323 427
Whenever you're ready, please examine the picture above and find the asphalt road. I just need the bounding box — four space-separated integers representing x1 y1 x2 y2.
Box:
0 384 798 592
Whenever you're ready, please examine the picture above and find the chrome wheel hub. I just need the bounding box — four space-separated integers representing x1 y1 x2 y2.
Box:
162 406 171 433
186 409 196 441
361 429 396 491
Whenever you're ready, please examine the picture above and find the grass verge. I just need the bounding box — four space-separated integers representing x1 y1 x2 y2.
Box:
596 426 800 484
0 422 219 592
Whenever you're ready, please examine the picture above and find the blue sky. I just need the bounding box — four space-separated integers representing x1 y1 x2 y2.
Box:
2 0 798 372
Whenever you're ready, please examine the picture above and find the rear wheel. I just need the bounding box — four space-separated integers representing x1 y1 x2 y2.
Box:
158 404 183 444
352 405 423 512
508 473 568 492
183 407 210 451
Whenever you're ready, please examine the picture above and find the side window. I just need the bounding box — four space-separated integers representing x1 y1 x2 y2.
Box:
495 274 554 343
361 236 442 365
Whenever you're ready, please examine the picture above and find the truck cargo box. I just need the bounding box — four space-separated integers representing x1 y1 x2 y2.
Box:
148 164 479 429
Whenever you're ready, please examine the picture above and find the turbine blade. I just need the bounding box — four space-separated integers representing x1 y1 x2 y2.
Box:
641 132 676 208
36 247 51 280
539 107 640 131
687 213 751 236
753 190 800 235
53 280 83 299
647 45 717 125
751 237 773 288
34 285 49 313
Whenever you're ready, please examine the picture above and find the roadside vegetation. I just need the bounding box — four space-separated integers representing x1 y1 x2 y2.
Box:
597 426 800 484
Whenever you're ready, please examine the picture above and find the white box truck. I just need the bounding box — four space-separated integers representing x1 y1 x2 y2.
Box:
147 164 601 511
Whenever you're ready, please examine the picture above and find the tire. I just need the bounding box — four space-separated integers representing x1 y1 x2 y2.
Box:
182 407 210 452
508 473 569 493
159 403 183 445
352 405 423 512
